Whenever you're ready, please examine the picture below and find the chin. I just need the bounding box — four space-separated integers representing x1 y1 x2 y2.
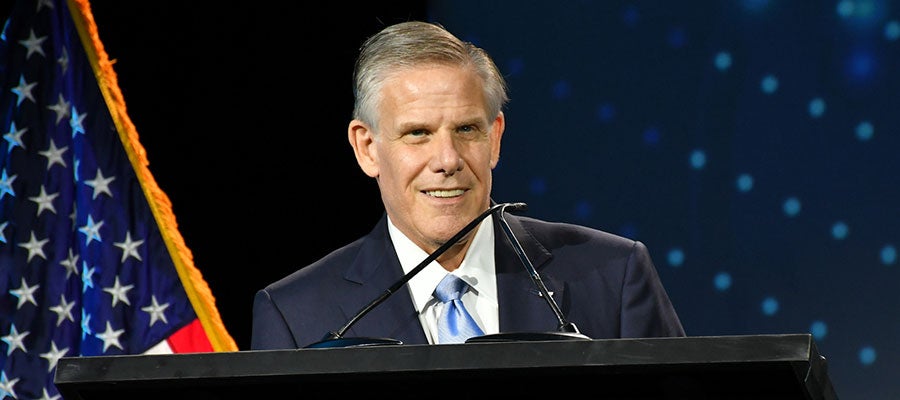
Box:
429 215 469 236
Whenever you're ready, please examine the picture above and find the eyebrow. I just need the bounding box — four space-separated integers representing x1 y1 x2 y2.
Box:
394 117 486 133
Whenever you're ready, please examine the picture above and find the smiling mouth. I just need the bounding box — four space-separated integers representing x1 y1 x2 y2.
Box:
425 189 465 198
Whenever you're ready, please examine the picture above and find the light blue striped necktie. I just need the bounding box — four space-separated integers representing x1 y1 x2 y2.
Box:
434 273 484 344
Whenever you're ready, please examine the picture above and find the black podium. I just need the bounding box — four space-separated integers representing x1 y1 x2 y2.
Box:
54 334 838 399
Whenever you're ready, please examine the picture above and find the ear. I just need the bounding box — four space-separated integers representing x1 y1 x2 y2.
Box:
489 111 505 169
348 119 380 178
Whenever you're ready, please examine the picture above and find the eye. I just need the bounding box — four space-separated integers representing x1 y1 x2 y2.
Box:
400 128 430 144
456 124 484 139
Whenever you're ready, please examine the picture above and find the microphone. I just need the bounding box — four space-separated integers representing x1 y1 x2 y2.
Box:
306 201 527 348
465 203 591 343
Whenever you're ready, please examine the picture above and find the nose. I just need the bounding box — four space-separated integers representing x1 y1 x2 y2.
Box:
431 134 464 176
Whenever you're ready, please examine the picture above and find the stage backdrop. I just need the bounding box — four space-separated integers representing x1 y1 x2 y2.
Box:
428 1 899 399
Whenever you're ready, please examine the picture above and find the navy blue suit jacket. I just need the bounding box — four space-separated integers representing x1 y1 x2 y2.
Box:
251 213 685 349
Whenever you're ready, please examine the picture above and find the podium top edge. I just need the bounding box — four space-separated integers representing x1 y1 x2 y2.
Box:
56 333 822 382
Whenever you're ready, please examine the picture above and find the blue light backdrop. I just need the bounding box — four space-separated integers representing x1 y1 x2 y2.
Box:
429 1 899 399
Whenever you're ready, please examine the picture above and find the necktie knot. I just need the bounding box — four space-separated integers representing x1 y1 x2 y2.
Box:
434 274 469 303
434 274 484 344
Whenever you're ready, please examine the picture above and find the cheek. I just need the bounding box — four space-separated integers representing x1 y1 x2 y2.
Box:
394 150 418 166
470 144 496 168
380 149 422 182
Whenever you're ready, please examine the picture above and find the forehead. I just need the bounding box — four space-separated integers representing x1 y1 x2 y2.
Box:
379 65 486 112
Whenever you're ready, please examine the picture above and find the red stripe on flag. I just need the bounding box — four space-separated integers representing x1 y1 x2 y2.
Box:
167 319 215 353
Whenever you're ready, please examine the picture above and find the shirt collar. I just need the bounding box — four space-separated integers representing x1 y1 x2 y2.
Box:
388 214 497 312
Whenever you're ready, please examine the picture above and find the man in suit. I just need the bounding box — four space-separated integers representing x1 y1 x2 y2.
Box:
251 21 684 350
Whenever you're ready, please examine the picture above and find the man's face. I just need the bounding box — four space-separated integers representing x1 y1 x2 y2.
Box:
349 64 504 254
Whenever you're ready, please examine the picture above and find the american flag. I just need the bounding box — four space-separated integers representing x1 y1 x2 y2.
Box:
0 0 237 398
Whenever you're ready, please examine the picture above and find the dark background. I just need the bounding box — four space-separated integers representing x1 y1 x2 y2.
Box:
8 2 897 399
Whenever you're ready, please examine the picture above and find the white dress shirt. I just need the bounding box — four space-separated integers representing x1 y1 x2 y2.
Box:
387 215 499 344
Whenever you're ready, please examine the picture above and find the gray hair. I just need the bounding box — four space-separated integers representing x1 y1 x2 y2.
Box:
351 21 509 131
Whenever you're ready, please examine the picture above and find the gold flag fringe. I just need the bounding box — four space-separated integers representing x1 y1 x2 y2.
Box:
67 0 238 352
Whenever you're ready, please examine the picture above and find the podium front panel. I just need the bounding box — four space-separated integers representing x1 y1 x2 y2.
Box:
54 334 838 399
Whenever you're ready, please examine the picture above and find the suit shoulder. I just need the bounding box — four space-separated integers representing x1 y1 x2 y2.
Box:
516 215 640 251
260 214 391 295
261 236 367 294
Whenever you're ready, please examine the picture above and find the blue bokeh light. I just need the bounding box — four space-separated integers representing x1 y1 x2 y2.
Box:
551 80 571 100
831 221 849 240
760 74 779 94
843 48 880 86
808 97 826 118
667 248 685 267
618 222 638 240
859 346 877 366
741 0 771 12
622 5 640 27
689 149 706 170
836 0 886 29
855 121 874 141
529 177 547 196
886 20 900 40
667 26 686 49
736 173 754 192
714 51 732 71
880 244 896 265
836 0 855 18
573 200 592 221
761 296 779 316
782 197 802 217
642 126 661 146
505 57 525 77
596 103 617 123
810 320 828 340
713 272 732 291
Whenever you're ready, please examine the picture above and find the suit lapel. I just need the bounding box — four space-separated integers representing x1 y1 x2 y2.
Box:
494 214 569 333
340 215 428 345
